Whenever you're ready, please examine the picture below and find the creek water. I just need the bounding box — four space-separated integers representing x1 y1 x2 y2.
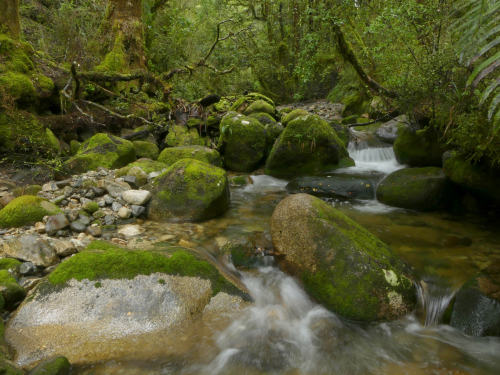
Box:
75 133 500 375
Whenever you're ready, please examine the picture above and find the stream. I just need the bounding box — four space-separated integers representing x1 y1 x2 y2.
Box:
75 132 500 375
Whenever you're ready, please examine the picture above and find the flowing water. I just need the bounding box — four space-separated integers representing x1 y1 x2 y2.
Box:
74 133 500 375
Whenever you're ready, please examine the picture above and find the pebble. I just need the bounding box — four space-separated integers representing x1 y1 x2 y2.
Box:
45 213 70 235
112 201 123 212
87 224 102 237
104 215 116 225
118 207 132 219
131 205 146 217
122 190 152 206
70 220 87 233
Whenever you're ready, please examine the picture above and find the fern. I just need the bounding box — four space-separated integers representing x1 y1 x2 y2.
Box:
454 0 500 130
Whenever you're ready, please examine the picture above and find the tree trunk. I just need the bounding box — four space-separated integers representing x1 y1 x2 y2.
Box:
105 0 146 70
0 0 20 39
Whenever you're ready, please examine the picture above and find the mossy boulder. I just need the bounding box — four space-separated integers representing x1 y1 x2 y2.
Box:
450 261 500 336
165 125 206 147
0 258 22 273
375 115 410 144
393 127 444 167
218 112 267 172
29 356 70 375
341 92 369 117
243 100 275 116
0 270 26 310
0 195 61 228
69 140 81 155
248 112 277 126
265 114 352 178
282 109 309 126
66 133 136 173
116 158 167 176
12 185 42 197
376 167 449 211
443 152 500 205
132 140 159 160
270 194 416 321
264 122 284 151
229 92 275 113
158 145 222 167
148 159 230 222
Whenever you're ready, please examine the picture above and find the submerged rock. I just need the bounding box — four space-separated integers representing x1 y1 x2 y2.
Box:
265 114 352 178
148 159 230 222
0 195 61 228
218 112 267 172
5 242 244 367
376 167 449 211
450 262 500 336
158 145 222 167
66 133 136 173
270 194 416 321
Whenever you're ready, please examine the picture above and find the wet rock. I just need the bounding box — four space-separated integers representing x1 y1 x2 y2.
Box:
122 190 152 206
375 115 410 144
45 214 70 235
130 205 146 217
1 234 59 267
376 167 450 211
117 224 144 238
19 262 37 276
270 193 416 321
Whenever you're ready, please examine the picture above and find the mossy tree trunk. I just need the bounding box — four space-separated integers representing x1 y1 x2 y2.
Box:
103 0 146 71
0 0 21 39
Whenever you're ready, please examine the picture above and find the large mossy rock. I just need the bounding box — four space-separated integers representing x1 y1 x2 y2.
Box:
376 167 449 211
158 146 222 167
243 100 275 116
443 152 500 205
265 114 352 178
5 241 245 367
450 262 500 336
281 109 309 126
218 112 267 172
165 125 206 147
0 195 61 228
148 159 230 222
66 133 136 173
0 269 26 310
132 140 159 160
116 158 167 176
375 115 410 144
393 127 444 167
270 194 416 321
229 92 275 113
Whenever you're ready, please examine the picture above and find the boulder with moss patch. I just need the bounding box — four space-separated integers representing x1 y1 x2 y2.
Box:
29 356 70 375
376 167 450 211
148 159 230 222
265 114 352 178
271 193 416 321
248 112 277 126
5 241 245 367
0 195 61 228
158 146 222 167
281 109 309 126
393 127 444 167
132 140 159 160
165 125 206 147
218 112 267 172
66 133 136 173
243 100 275 116
116 158 167 176
229 92 275 113
0 269 26 311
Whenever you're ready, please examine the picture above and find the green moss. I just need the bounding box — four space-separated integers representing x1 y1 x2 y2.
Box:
0 71 35 101
70 140 81 155
133 140 159 160
229 175 250 186
0 258 21 272
12 184 42 197
248 112 277 126
33 73 55 95
116 159 167 176
0 195 61 228
218 112 267 172
66 133 136 173
149 158 229 222
243 100 275 116
341 92 368 116
49 245 240 296
265 114 350 178
82 201 99 214
229 93 275 113
45 128 60 154
282 109 309 126
157 145 222 167
29 356 70 375
96 35 127 73
0 270 26 310
393 127 444 167
165 125 206 147
0 359 23 375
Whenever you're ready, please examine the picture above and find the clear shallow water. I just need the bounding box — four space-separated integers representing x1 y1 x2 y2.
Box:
74 140 500 374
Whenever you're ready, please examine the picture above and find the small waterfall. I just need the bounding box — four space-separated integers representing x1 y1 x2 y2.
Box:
348 144 397 163
416 279 456 327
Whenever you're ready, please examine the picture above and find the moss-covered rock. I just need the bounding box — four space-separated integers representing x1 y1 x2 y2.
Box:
393 127 444 167
82 201 99 215
148 159 230 222
165 125 206 147
271 194 416 321
282 109 309 126
376 167 449 211
66 133 136 173
218 112 267 172
450 261 500 336
0 195 61 228
69 140 81 155
158 145 222 167
229 92 275 113
0 258 22 273
243 100 275 116
116 158 167 176
0 270 26 310
265 114 351 178
264 122 284 152
132 140 159 160
248 112 277 126
443 152 500 205
12 185 42 197
341 92 369 117
28 356 70 375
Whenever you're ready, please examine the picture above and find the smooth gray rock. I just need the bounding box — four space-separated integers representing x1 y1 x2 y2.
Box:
45 214 70 235
122 190 152 206
1 234 58 267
